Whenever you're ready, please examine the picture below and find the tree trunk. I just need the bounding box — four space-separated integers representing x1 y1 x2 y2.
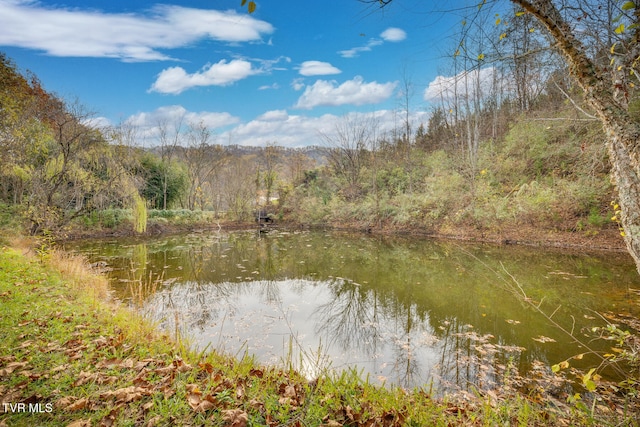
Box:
606 127 640 272
511 0 640 274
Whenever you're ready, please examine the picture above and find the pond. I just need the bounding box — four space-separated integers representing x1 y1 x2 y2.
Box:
65 230 640 392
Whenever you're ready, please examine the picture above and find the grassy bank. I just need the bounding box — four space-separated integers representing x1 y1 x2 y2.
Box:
1 242 638 426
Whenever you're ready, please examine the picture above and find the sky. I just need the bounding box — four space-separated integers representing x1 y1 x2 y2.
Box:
0 0 492 147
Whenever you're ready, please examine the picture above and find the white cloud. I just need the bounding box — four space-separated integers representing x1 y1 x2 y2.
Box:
424 67 499 101
298 61 341 76
221 109 430 148
257 110 289 121
294 76 397 110
125 105 240 143
258 83 280 90
338 27 405 58
381 27 407 42
339 39 383 58
150 59 257 94
82 116 112 129
255 55 291 71
291 78 306 91
0 1 274 61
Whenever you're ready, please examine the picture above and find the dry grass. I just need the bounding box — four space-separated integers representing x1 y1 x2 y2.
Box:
46 249 110 305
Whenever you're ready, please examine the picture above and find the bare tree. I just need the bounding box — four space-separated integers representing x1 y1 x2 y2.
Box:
259 142 281 209
157 115 185 210
363 0 640 274
183 121 226 210
398 66 415 193
220 156 255 221
321 114 377 201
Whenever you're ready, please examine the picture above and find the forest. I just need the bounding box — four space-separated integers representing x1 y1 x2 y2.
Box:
0 49 626 244
1 0 639 248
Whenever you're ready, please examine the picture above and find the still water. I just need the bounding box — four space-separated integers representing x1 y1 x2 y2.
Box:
66 230 640 391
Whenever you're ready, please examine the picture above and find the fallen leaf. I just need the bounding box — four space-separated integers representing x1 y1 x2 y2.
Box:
73 371 98 387
100 407 120 427
19 340 34 349
199 362 214 373
92 336 108 348
221 409 248 427
112 386 148 403
532 335 556 343
173 357 192 373
146 415 161 427
119 358 134 369
66 420 91 427
56 396 76 408
186 393 201 410
249 368 263 378
0 355 16 364
51 364 69 373
0 361 28 376
236 384 245 400
67 397 89 411
196 396 216 413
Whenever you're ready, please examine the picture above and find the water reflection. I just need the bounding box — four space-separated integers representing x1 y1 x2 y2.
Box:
66 230 640 390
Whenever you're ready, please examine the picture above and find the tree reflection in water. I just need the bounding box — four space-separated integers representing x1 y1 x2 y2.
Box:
66 230 640 392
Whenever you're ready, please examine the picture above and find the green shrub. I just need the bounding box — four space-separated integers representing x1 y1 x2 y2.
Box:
82 209 130 229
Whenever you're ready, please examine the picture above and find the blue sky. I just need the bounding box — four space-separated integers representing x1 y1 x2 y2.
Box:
0 0 487 147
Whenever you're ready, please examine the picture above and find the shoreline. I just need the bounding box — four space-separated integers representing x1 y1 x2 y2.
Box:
61 219 629 254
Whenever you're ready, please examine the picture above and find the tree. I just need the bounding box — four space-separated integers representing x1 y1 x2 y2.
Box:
506 0 640 274
1 54 148 234
157 116 184 210
397 66 416 193
0 54 55 206
220 156 255 221
354 0 640 274
139 153 187 210
259 143 281 209
321 115 376 201
182 121 225 210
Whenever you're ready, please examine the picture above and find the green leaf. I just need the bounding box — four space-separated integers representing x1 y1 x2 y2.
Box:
615 23 625 34
241 0 247 6
585 379 597 392
582 368 597 392
622 1 636 11
551 364 560 373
